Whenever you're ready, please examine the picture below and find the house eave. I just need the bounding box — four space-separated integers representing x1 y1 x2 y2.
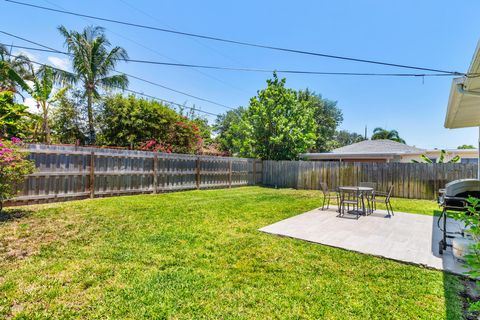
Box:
301 153 401 160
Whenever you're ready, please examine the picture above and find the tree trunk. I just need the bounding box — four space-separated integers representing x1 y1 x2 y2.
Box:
41 101 51 144
86 90 95 144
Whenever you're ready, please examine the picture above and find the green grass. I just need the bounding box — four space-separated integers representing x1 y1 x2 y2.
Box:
0 187 463 319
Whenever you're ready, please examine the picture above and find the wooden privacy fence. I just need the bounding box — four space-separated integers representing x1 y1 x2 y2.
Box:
7 144 262 206
262 161 478 200
7 145 479 205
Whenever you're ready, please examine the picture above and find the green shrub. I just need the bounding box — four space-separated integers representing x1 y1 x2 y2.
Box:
450 197 480 311
0 137 35 210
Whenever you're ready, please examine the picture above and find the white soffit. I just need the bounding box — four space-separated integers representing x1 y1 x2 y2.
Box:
445 42 480 128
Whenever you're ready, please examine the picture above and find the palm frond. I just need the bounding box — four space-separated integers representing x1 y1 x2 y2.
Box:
449 155 461 163
97 46 129 76
50 85 70 104
420 155 432 163
98 74 129 90
438 150 446 163
0 61 32 94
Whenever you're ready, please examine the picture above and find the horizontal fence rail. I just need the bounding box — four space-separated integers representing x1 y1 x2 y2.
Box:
7 144 262 206
262 161 478 200
6 145 478 206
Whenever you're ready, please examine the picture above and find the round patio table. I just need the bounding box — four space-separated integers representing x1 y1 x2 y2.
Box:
338 186 374 215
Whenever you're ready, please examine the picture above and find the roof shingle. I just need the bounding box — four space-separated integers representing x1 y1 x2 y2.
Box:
331 139 425 154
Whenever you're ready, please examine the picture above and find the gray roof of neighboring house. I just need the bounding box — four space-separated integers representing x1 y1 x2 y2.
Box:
330 139 426 154
300 140 427 160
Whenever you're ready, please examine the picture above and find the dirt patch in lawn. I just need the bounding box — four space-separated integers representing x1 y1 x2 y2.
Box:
0 209 31 222
0 207 85 263
460 278 480 320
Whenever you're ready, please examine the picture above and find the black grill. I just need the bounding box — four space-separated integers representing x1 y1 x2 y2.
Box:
438 179 480 254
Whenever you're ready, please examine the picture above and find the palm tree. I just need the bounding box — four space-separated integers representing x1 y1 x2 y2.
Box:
0 44 31 94
371 127 406 144
58 25 129 144
28 66 69 144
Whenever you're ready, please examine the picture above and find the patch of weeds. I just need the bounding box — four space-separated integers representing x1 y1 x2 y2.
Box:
0 209 31 222
460 279 480 320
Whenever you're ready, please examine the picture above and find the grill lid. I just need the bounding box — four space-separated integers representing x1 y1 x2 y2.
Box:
445 179 480 197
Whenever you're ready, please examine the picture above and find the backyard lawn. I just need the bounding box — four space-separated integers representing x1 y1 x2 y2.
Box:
0 187 464 319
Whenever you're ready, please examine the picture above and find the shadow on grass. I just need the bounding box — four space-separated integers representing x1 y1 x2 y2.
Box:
432 208 479 319
0 208 32 222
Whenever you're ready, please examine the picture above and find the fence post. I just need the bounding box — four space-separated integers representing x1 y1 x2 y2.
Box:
196 157 201 189
229 160 232 188
252 160 256 185
153 154 158 194
89 151 95 199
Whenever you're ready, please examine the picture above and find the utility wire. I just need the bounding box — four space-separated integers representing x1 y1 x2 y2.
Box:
118 71 234 109
5 0 465 76
42 0 249 95
0 32 233 109
121 88 219 116
1 43 460 78
118 0 247 68
4 52 220 117
1 30 59 52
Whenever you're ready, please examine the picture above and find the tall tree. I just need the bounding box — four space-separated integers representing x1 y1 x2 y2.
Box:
98 94 179 147
333 130 365 148
371 127 406 144
213 107 246 154
28 66 69 144
297 89 342 152
50 89 87 144
0 91 37 139
97 94 203 153
0 44 31 94
58 25 129 144
458 144 476 149
234 73 317 160
178 106 213 145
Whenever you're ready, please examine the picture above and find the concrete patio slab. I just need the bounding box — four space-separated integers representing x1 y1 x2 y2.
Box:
259 207 468 275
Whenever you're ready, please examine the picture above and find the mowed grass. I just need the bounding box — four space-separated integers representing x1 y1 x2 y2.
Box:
0 187 463 319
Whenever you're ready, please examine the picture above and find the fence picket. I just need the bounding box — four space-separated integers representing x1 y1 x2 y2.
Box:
6 144 479 206
261 160 477 200
6 145 259 206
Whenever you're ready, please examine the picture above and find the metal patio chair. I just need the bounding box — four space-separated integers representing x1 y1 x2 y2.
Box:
371 185 394 216
338 187 362 219
359 182 377 214
320 182 339 211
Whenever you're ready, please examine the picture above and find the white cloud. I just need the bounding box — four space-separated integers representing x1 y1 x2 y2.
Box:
23 97 39 114
48 56 70 70
14 50 37 62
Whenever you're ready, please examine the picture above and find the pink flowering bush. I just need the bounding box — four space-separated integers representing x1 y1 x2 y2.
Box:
138 139 173 153
138 122 203 154
0 137 35 210
169 121 203 154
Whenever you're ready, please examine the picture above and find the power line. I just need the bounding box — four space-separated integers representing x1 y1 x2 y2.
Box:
41 0 249 95
0 43 60 54
118 0 247 68
0 32 234 109
117 72 233 109
121 88 219 116
0 30 59 52
4 52 220 117
1 43 459 78
5 0 465 76
122 60 457 77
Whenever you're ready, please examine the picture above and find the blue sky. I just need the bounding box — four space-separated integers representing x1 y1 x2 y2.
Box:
2 0 480 149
